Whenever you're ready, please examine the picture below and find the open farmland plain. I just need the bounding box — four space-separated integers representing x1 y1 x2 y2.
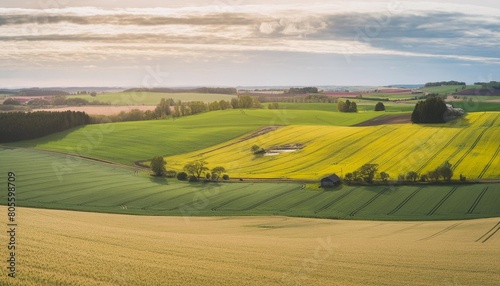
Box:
67 91 237 105
7 109 381 165
165 112 500 180
1 206 499 286
1 147 499 220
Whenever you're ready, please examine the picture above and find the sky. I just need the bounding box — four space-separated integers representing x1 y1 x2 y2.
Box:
0 0 499 88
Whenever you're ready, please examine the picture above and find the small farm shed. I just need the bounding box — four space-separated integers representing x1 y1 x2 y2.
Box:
320 174 342 188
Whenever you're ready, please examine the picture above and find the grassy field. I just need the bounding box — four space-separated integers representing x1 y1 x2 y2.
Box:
1 206 499 285
165 112 500 180
1 147 499 220
7 109 382 165
277 102 416 112
68 91 236 105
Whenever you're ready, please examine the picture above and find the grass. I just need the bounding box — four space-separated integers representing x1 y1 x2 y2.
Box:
68 91 236 105
165 112 500 180
1 147 499 220
276 102 416 112
422 85 482 95
7 109 383 165
2 206 499 285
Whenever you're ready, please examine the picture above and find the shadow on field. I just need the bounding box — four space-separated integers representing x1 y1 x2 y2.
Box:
148 176 170 185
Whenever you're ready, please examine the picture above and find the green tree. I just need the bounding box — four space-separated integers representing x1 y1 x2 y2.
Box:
184 160 209 180
176 172 188 181
3 98 21 105
406 171 419 182
150 156 166 176
357 164 379 183
375 102 385 111
436 161 453 181
238 96 253 108
379 172 389 182
427 170 440 182
211 166 226 181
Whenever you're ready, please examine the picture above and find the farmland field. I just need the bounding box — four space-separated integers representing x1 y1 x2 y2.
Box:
165 112 500 180
1 206 499 286
1 147 499 220
68 91 236 105
7 109 382 165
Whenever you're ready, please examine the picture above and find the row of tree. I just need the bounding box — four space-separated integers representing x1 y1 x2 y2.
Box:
343 161 456 184
0 111 91 143
286 87 319 94
150 157 228 182
124 87 237 94
424 81 466 87
474 81 500 90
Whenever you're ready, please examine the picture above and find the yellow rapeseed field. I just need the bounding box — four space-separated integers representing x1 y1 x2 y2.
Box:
166 112 499 180
1 207 499 285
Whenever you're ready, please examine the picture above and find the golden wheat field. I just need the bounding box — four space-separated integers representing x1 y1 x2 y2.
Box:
1 206 499 286
165 112 500 180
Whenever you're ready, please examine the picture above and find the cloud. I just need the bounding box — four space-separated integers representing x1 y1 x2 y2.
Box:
0 3 499 67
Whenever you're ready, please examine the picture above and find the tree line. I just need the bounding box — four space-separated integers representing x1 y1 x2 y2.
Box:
286 87 319 94
0 111 91 143
124 87 237 95
344 161 458 184
474 81 500 90
424 81 466 87
150 157 229 182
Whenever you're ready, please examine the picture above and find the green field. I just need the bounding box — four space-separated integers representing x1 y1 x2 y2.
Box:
68 92 236 105
276 102 416 112
7 109 383 165
1 147 499 220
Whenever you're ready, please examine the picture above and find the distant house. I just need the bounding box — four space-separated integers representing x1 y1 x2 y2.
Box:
320 174 342 188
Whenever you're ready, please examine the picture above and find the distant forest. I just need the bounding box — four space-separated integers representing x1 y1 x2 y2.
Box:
0 111 90 143
424 81 466 87
124 87 237 95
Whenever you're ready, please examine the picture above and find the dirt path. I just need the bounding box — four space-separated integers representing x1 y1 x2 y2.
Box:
355 113 412 126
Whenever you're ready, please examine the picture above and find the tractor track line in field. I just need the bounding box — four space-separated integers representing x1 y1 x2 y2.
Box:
387 187 424 215
372 223 423 239
211 193 255 211
367 129 417 164
157 184 254 211
419 222 463 241
280 191 326 211
115 186 189 206
478 143 500 179
452 127 489 171
166 184 254 211
141 189 201 210
314 189 355 214
239 187 301 211
349 188 389 217
427 186 459 216
476 221 500 243
415 128 467 174
467 187 489 214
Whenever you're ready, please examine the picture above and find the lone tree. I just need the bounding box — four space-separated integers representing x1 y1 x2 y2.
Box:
374 102 385 111
211 166 226 181
184 159 209 180
150 156 166 176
